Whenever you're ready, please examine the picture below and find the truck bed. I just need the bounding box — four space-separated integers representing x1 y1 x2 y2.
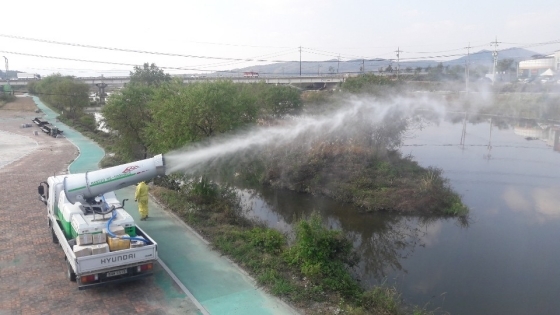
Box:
51 214 158 280
73 227 157 274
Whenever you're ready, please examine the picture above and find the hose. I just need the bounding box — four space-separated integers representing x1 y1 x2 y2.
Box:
106 208 149 243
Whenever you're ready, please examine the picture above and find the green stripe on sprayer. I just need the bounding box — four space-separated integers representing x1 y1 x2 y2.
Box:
67 173 137 192
68 186 87 192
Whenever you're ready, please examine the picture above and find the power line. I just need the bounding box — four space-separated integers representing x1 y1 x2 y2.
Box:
403 44 487 54
0 49 343 76
191 48 298 69
3 35 559 77
0 33 300 63
303 47 369 61
0 50 291 74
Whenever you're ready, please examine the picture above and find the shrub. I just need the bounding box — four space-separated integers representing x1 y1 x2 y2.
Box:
285 213 359 295
79 113 97 131
246 227 285 254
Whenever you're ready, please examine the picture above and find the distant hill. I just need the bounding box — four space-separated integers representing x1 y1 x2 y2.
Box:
224 47 539 76
444 47 538 66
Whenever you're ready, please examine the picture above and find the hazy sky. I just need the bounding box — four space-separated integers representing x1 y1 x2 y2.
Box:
1 0 559 76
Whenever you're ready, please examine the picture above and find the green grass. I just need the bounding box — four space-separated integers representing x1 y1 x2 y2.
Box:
151 184 435 314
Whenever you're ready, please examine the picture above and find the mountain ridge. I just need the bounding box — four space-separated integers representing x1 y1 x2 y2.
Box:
226 47 539 76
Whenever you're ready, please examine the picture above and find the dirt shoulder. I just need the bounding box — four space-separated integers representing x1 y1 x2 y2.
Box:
0 95 38 111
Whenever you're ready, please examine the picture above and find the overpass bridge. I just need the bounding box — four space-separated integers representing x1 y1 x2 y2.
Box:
0 75 346 91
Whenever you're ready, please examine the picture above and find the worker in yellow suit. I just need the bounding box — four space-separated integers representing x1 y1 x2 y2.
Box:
135 181 149 221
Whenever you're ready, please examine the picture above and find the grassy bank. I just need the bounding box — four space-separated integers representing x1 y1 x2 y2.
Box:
151 180 431 315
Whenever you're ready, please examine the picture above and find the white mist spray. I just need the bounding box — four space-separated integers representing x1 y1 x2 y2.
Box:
164 94 448 175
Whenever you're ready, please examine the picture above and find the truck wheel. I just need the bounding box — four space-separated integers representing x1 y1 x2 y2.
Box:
66 261 77 282
52 227 59 244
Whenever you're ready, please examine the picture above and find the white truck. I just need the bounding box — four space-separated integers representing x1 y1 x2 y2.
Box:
38 154 166 289
17 73 39 79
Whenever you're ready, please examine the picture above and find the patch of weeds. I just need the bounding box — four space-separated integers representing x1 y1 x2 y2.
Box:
272 278 297 295
443 195 469 216
360 287 400 314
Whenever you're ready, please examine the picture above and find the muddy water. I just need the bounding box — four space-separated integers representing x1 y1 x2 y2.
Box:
240 118 560 315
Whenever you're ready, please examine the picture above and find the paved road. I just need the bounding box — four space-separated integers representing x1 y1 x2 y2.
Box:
0 106 202 315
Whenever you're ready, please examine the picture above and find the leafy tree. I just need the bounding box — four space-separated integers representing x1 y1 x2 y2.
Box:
385 65 393 73
54 79 90 119
342 74 395 94
427 63 445 81
435 63 444 73
27 81 39 94
101 63 173 159
29 74 88 119
146 80 260 153
471 65 489 80
414 66 422 75
447 65 465 80
102 84 156 159
130 63 171 87
497 58 515 73
253 83 302 118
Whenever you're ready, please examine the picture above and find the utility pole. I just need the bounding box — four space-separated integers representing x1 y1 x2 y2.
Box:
464 43 471 94
299 46 302 77
395 47 401 80
337 54 340 74
362 59 365 74
491 37 500 85
3 56 10 93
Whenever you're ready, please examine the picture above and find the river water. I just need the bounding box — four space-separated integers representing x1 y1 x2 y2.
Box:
240 117 560 314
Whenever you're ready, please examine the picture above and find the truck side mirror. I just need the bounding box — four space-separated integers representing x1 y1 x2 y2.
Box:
38 185 44 196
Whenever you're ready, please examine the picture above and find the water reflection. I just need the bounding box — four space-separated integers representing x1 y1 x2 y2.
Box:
503 185 560 223
446 112 560 153
240 186 467 287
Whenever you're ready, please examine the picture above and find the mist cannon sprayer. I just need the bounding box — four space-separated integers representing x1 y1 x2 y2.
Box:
63 154 165 205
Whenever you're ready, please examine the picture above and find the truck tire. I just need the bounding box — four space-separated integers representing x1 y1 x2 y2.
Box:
66 261 77 282
51 227 59 244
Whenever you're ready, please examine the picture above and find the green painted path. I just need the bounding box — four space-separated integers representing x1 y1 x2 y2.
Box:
32 96 299 315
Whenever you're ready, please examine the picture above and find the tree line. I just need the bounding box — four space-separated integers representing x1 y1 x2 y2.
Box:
27 74 95 129
102 63 302 160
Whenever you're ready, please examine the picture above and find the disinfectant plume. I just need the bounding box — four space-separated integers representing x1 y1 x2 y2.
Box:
164 95 448 175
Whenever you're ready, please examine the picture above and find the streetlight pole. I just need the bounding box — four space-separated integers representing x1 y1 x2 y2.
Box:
3 56 10 93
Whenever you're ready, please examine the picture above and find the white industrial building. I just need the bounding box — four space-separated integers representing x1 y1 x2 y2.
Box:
518 51 560 78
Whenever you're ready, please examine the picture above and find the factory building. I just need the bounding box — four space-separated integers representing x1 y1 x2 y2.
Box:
518 51 560 78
